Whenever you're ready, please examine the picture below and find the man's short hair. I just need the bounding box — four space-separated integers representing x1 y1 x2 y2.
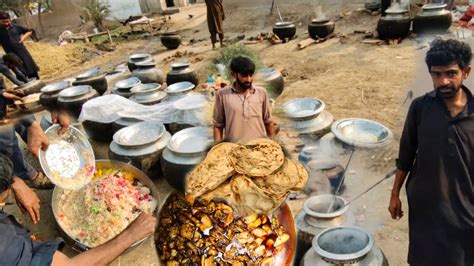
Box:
0 12 10 20
230 56 256 75
425 38 472 70
0 152 13 194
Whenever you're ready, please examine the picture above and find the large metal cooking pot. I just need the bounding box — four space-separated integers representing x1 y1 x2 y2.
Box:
51 159 161 251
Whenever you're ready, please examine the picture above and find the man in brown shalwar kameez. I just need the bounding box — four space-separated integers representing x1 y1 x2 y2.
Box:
205 0 225 49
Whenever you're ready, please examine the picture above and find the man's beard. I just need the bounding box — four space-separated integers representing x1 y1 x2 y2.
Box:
236 78 252 90
436 85 460 99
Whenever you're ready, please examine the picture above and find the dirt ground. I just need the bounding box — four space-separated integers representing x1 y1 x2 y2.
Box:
4 2 474 266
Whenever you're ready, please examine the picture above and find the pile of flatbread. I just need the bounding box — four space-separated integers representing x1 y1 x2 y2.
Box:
185 138 308 215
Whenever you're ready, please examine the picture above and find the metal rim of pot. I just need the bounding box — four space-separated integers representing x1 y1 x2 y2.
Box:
312 226 374 263
275 21 295 27
110 130 171 156
303 194 349 219
170 62 190 70
131 83 162 94
331 118 393 149
422 3 447 12
113 121 166 148
58 85 91 99
41 80 71 94
165 81 195 95
115 77 142 90
166 126 213 157
76 67 101 81
311 17 330 24
135 59 156 68
130 91 167 103
129 53 151 62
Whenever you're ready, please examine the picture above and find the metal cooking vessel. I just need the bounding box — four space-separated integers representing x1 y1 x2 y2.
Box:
51 160 161 251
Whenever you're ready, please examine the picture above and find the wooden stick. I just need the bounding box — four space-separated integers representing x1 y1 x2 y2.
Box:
297 38 317 49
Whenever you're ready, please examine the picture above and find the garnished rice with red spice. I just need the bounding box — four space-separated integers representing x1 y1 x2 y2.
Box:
56 168 157 247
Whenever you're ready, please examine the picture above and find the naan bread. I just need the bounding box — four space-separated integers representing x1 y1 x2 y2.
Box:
294 160 309 191
200 180 237 206
228 138 285 177
253 159 302 194
185 142 239 197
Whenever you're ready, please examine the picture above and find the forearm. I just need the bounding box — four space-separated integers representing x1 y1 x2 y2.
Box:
391 169 408 196
214 126 224 142
66 231 136 266
265 122 276 138
21 31 33 41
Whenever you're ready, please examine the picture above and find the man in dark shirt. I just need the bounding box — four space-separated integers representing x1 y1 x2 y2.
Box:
0 11 39 80
0 152 157 266
389 38 474 266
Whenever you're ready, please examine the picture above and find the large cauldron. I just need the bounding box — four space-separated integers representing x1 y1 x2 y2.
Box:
308 18 335 40
273 21 296 40
39 80 70 110
413 3 452 34
51 159 160 251
166 62 199 87
161 32 182 50
57 85 99 119
377 4 411 39
131 60 165 84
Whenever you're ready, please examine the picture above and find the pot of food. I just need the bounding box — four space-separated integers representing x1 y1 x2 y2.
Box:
128 52 152 72
130 83 167 105
156 193 296 265
377 4 411 39
112 117 144 134
312 226 374 264
51 159 160 251
131 60 165 85
308 18 335 40
39 80 71 110
166 62 199 87
273 21 296 40
160 32 182 50
57 85 99 119
82 120 115 142
303 195 349 227
72 67 108 96
413 3 452 34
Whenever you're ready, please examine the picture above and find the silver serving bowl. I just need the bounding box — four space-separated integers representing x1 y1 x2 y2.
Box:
131 83 162 94
282 98 325 120
331 118 393 148
129 52 151 61
58 85 91 98
313 226 374 263
115 77 142 90
76 67 101 80
38 124 95 190
303 195 349 219
41 80 71 94
166 81 195 95
113 121 166 147
167 126 213 156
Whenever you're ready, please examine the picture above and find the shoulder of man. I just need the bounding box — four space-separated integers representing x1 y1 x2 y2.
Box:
252 85 268 95
215 86 233 96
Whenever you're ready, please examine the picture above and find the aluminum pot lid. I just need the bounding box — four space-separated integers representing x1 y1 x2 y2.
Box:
311 17 330 24
167 126 213 156
312 226 374 263
331 118 393 148
114 117 144 127
58 85 91 98
130 91 167 104
131 83 161 94
19 79 44 89
41 80 71 94
135 59 156 67
115 77 141 89
166 81 195 94
170 62 190 69
275 21 295 27
110 131 171 156
113 121 166 147
422 3 447 10
129 52 151 60
76 67 101 80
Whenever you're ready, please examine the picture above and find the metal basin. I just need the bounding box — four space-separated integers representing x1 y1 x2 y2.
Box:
51 159 160 251
113 121 166 147
166 81 195 95
41 80 71 94
303 195 348 219
167 126 213 156
58 85 91 98
331 118 393 148
313 226 374 263
282 98 325 120
115 77 142 90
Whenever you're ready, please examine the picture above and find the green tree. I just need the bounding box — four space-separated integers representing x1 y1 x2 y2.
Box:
81 0 111 32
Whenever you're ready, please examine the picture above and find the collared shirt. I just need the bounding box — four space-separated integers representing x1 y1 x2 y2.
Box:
397 85 474 266
213 84 272 143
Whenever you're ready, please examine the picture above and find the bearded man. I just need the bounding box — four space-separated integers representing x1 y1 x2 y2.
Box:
213 56 275 143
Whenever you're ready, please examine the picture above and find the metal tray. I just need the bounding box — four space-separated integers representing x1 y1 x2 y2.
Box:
331 118 393 149
167 126 213 156
113 121 166 147
282 98 326 120
41 80 71 94
166 81 195 94
58 85 91 98
38 124 95 190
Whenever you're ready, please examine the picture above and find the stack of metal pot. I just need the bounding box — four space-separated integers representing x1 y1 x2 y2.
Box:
160 126 213 191
281 98 334 137
129 83 167 105
57 85 98 119
377 3 411 39
127 52 152 72
111 77 142 98
131 60 165 84
109 121 171 176
72 67 108 96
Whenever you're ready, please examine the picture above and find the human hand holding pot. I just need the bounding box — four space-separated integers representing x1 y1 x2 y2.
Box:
27 121 49 157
